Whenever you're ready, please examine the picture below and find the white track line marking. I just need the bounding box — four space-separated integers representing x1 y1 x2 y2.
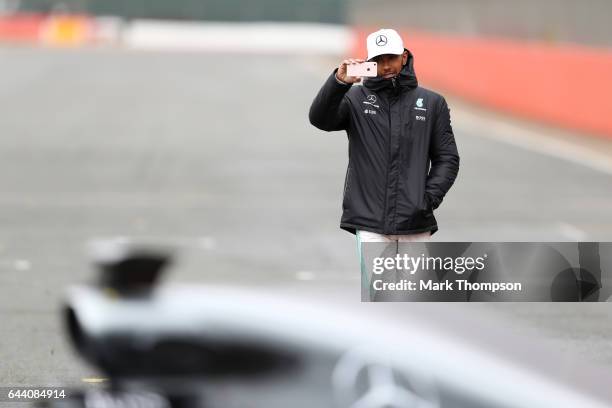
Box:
556 222 588 241
14 259 31 271
294 270 359 281
453 106 612 175
89 235 217 250
81 377 108 383
295 271 316 281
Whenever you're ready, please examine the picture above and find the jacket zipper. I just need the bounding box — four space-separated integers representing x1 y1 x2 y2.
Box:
388 77 402 234
391 91 404 232
382 79 398 234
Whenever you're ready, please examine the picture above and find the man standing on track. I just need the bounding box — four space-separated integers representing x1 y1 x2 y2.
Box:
308 28 460 294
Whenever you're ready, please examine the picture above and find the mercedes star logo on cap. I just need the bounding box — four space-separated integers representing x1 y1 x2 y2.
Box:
375 35 388 46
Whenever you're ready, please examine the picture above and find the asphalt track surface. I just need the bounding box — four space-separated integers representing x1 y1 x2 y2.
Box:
1 46 612 393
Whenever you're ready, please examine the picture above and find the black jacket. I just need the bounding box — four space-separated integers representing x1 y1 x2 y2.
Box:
309 50 459 235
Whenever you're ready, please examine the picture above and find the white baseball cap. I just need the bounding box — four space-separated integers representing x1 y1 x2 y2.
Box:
366 28 404 61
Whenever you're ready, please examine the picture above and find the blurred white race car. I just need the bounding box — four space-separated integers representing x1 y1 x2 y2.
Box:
38 240 612 408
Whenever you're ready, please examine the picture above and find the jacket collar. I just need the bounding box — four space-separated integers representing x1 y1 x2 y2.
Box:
363 48 418 92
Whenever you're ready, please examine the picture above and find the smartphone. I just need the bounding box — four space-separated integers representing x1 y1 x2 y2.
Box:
347 61 377 78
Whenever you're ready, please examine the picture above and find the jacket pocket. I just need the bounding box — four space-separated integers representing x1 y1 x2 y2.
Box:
421 194 434 218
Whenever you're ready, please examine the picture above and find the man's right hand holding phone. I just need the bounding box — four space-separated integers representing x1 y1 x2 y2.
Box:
336 58 366 84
